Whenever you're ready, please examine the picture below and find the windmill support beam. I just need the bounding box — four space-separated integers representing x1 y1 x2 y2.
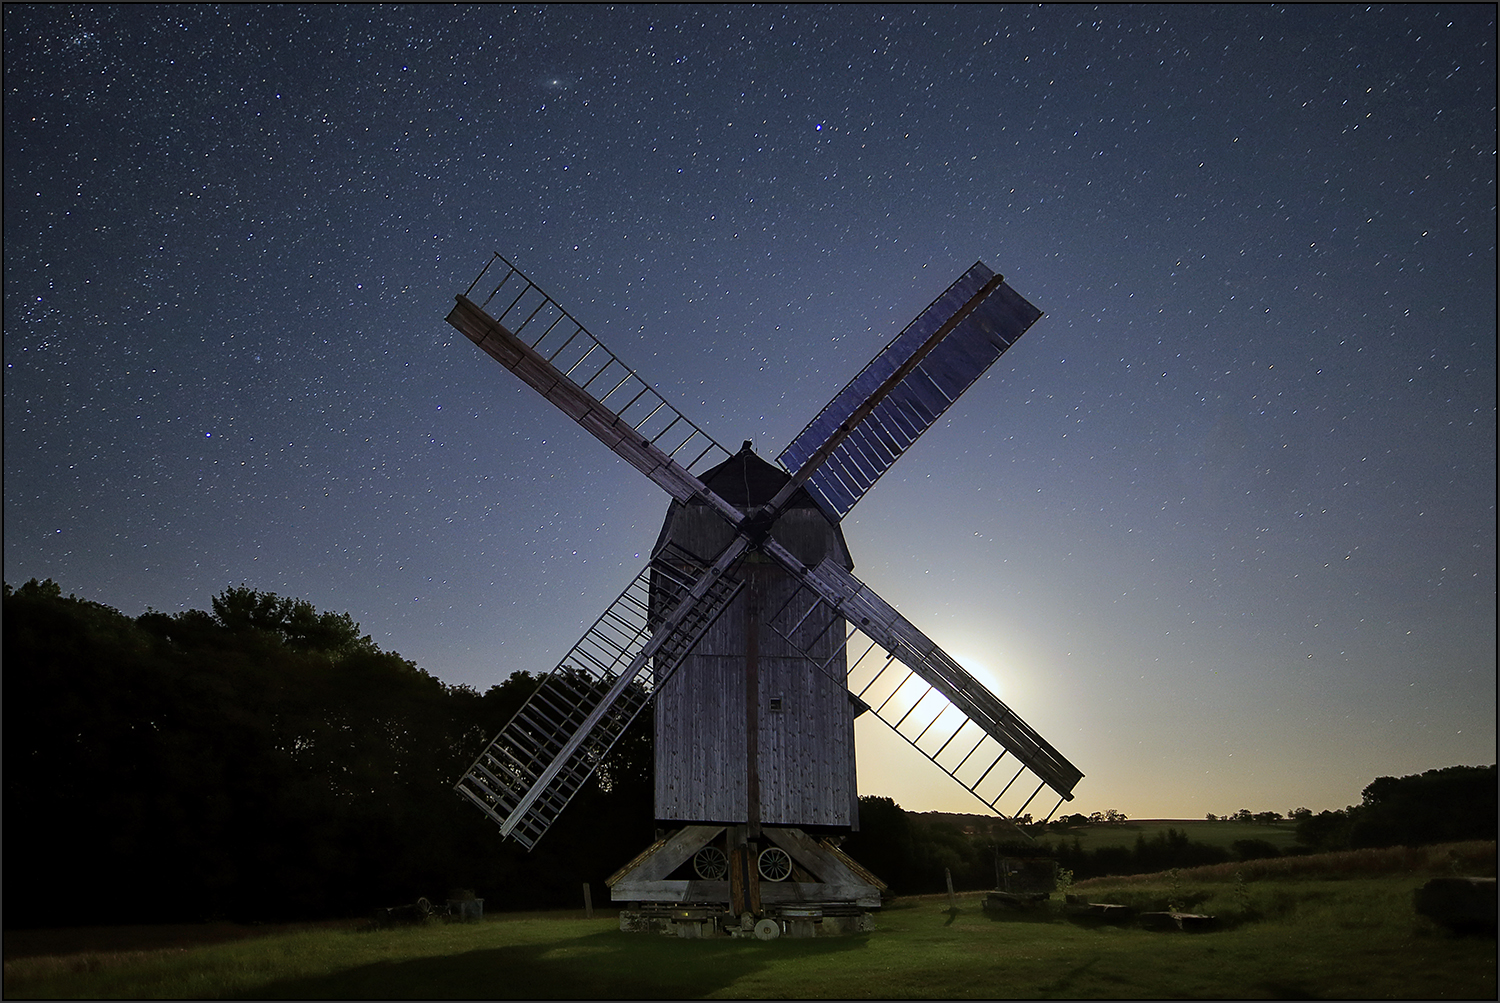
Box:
610 880 880 906
605 825 728 887
610 824 885 940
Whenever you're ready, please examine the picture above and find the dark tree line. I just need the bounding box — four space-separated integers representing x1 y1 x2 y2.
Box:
3 579 655 927
844 763 1497 893
1291 764 1497 853
844 802 1242 892
7 579 1492 926
850 777 1496 894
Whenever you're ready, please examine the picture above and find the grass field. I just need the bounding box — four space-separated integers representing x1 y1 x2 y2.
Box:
1033 817 1302 852
5 842 1493 1000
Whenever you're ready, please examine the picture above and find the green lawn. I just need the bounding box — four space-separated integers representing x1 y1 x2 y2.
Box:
6 843 1493 1000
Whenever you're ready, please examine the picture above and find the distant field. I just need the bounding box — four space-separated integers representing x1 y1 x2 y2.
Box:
1033 818 1303 852
4 841 1492 1000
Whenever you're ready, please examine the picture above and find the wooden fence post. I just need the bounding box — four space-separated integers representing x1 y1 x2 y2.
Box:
583 882 594 918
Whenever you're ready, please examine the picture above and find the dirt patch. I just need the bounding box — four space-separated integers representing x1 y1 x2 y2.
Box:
3 918 361 960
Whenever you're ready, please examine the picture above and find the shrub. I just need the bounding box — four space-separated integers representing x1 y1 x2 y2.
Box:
1232 838 1282 861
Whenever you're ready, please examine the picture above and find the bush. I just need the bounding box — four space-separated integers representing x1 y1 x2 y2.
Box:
1232 838 1282 861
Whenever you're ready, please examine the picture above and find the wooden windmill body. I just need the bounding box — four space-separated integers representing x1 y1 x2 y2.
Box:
447 255 1084 937
651 446 858 829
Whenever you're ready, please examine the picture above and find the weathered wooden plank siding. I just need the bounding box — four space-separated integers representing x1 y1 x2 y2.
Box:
654 650 749 821
651 448 858 827
757 654 854 825
654 564 855 824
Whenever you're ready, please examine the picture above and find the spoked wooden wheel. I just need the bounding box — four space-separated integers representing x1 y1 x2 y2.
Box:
758 846 792 881
693 845 728 880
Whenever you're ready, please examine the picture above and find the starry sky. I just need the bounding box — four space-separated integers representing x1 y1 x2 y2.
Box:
5 5 1494 820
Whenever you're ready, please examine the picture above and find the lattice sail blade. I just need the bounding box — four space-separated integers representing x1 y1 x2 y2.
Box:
455 549 744 849
762 545 1081 818
777 262 1042 520
448 254 740 524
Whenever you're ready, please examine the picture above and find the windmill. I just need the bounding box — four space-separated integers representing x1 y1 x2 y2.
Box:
449 254 1082 938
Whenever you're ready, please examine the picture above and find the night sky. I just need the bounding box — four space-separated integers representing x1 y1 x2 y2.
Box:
6 5 1494 820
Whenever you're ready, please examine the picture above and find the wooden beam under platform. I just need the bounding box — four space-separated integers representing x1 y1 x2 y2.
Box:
608 825 884 910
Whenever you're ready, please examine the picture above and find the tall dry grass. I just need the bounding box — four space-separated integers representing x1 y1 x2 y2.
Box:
1074 839 1495 888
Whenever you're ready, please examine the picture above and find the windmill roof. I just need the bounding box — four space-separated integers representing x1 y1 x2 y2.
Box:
699 442 804 508
651 442 853 570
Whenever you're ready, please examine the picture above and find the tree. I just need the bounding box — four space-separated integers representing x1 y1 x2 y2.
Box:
843 796 920 893
1348 765 1497 848
5 577 63 600
1295 809 1354 852
210 585 376 655
4 580 621 925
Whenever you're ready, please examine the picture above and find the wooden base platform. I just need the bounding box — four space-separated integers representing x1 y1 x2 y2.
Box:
607 825 885 937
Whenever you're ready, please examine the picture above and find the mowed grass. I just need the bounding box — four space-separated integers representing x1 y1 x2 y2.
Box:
5 842 1494 1000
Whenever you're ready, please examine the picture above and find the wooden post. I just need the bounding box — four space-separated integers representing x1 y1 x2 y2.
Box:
582 882 593 918
728 829 747 916
748 842 762 915
945 867 957 913
728 826 761 917
745 575 761 838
